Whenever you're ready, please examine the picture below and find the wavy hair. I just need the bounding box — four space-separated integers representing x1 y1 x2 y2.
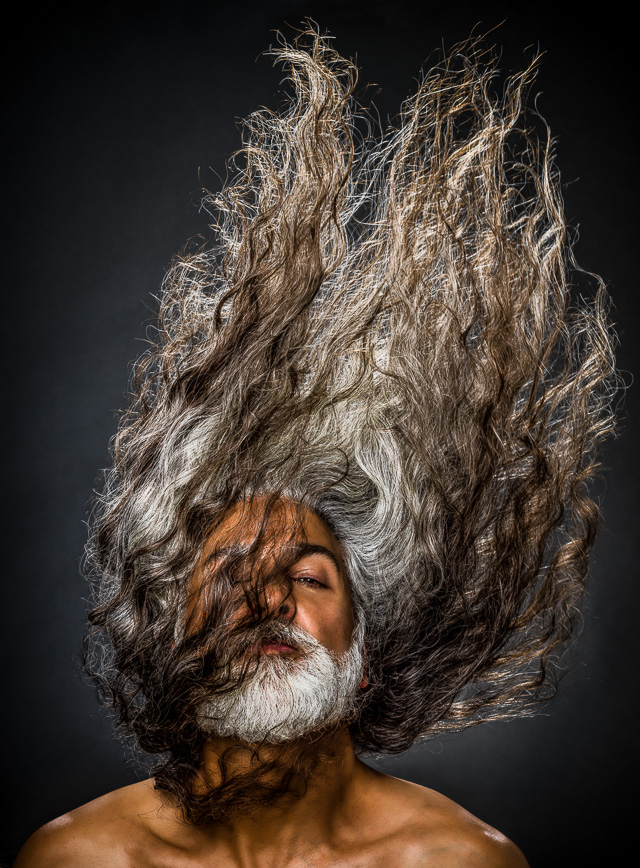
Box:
84 27 617 821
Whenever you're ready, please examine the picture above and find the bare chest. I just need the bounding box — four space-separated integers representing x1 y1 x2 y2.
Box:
128 830 431 868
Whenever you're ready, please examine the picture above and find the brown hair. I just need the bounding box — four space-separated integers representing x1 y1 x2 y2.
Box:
84 26 618 821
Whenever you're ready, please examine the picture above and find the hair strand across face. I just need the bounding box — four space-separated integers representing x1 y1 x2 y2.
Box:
83 24 618 822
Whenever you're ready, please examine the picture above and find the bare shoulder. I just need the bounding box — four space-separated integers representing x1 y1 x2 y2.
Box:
14 780 164 868
357 764 530 867
419 816 530 868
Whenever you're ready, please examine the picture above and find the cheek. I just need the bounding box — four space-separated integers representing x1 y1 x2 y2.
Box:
294 594 354 655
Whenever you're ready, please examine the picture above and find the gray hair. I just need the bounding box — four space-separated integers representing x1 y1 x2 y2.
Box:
84 28 617 822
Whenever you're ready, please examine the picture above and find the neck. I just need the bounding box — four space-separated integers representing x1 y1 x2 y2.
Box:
193 727 362 862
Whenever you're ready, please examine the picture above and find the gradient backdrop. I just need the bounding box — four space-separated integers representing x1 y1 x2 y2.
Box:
4 1 638 864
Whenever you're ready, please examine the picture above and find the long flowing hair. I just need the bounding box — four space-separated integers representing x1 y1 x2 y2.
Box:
84 27 617 821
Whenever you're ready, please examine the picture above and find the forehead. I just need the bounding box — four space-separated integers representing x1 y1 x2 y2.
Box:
202 497 344 567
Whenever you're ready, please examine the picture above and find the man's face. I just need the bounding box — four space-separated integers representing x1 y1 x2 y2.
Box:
190 497 365 743
188 496 356 655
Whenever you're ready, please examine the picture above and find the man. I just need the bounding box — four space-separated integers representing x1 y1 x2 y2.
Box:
18 497 529 866
17 27 614 866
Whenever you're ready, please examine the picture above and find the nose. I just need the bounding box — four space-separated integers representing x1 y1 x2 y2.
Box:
264 580 295 621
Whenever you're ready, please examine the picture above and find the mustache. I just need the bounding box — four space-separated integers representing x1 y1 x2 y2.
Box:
181 620 333 678
238 621 322 655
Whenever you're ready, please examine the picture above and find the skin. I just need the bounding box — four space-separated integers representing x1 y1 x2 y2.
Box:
16 499 529 868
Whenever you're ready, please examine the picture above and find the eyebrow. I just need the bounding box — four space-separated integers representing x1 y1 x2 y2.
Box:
286 543 342 576
207 542 342 576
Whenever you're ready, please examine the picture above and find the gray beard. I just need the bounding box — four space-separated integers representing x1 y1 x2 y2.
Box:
196 620 365 744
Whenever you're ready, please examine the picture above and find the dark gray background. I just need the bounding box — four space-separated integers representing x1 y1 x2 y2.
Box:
4 1 638 864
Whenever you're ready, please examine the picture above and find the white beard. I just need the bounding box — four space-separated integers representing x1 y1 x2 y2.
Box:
196 621 365 744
